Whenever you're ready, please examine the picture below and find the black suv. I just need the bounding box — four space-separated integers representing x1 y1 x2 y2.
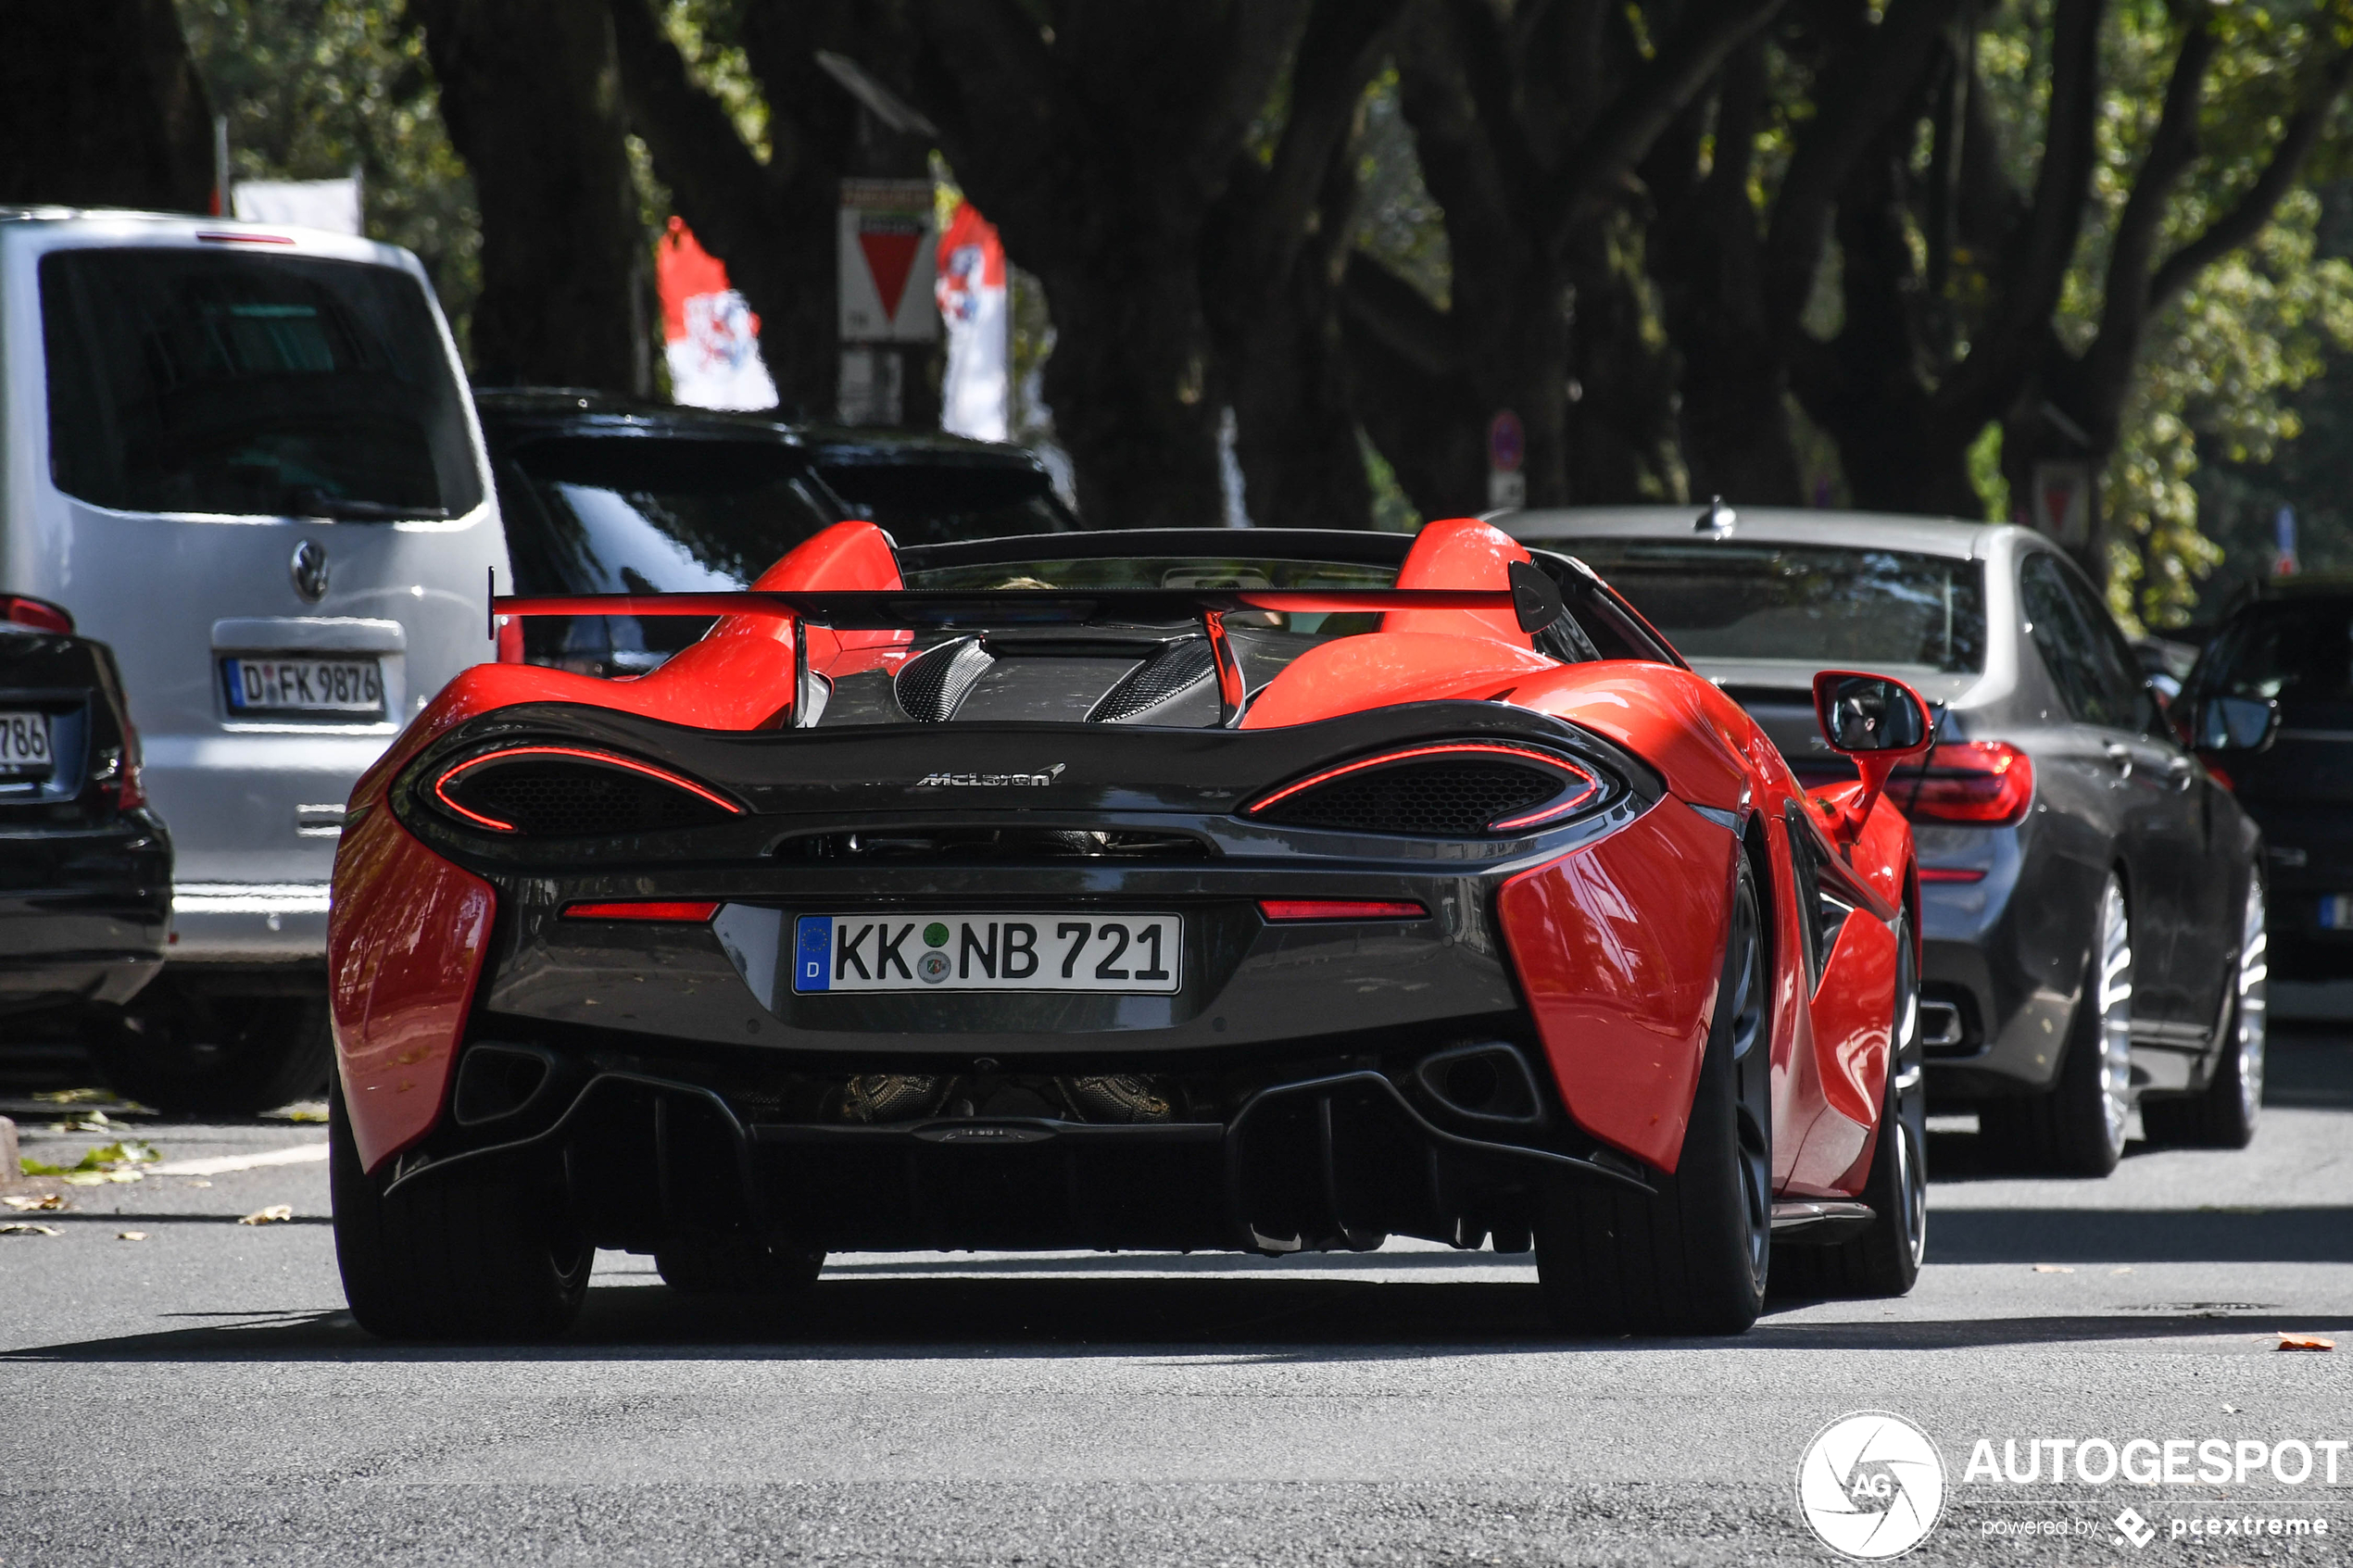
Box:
473 389 1073 676
2180 575 2353 980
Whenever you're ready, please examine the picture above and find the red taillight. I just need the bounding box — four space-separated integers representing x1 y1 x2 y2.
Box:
1918 867 1986 884
116 721 145 810
562 900 720 922
1258 899 1428 922
3 595 74 633
2205 761 2233 793
1892 741 2033 826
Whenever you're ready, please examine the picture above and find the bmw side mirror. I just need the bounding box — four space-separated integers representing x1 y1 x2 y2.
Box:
2191 694 2279 754
1810 670 1934 845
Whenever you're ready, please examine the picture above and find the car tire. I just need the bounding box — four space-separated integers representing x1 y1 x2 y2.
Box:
330 1074 591 1340
1535 859 1771 1336
2143 869 2267 1149
656 1237 824 1296
91 980 333 1117
1772 917 1927 1299
1982 873 2134 1176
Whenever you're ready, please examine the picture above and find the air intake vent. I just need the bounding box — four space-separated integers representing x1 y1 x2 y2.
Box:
1088 638 1216 723
1246 742 1602 838
895 637 994 721
432 746 740 836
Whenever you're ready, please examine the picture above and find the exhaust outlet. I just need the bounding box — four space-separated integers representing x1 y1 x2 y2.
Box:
1415 1041 1543 1124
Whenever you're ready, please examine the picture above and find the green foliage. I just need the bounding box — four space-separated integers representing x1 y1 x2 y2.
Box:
1973 0 2353 629
177 1 480 354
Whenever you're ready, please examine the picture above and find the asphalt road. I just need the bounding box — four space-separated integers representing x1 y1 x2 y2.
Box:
3 1031 2348 1567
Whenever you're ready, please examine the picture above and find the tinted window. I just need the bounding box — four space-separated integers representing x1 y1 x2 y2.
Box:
497 434 836 673
1564 540 1986 672
42 248 482 519
497 435 834 596
2193 597 2353 715
2019 553 2153 730
818 459 1070 545
2053 562 2160 733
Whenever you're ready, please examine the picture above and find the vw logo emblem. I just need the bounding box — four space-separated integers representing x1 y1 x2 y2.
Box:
290 540 330 602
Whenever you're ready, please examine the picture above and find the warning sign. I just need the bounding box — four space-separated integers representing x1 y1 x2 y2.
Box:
2031 460 2093 548
839 178 938 344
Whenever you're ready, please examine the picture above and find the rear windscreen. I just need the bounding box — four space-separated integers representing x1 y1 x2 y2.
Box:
497 435 837 596
2195 598 2353 712
818 459 1070 546
41 248 484 520
1565 540 1987 673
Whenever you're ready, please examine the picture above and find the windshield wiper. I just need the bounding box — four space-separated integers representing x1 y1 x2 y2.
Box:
284 487 449 522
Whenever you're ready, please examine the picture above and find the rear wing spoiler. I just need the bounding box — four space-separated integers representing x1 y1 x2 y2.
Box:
490 568 1571 728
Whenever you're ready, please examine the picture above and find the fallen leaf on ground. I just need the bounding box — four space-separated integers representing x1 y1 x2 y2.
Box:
21 1139 161 1179
0 1222 62 1236
2032 1264 2074 1274
117 1231 147 1241
238 1205 295 1225
2276 1334 2335 1352
3 1194 64 1212
30 1087 117 1105
186 1179 211 1188
2109 1266 2133 1274
61 1170 143 1186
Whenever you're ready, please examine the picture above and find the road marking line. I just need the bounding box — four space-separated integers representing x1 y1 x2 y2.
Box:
147 1142 329 1176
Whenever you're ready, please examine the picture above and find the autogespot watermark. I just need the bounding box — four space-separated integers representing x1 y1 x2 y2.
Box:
1796 1413 2343 1558
1797 1411 1947 1560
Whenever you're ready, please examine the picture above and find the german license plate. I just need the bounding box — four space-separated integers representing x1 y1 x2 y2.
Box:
2321 895 2353 931
0 709 51 775
793 913 1182 994
220 657 384 715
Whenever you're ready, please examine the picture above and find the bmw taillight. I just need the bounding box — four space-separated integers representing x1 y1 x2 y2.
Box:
1245 741 1604 837
1892 741 2033 826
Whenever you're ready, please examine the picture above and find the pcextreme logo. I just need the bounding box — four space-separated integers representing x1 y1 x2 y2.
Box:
1796 1411 1947 1560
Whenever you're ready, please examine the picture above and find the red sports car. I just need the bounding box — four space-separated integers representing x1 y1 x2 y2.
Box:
326 518 1931 1339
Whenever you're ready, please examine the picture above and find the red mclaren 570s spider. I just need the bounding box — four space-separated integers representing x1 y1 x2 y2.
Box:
327 516 1932 1339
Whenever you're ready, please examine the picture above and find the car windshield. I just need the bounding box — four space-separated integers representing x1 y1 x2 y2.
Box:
2196 597 2353 714
1563 539 1987 673
41 248 483 519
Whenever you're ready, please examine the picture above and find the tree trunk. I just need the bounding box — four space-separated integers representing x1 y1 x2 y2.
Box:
0 0 215 212
415 0 649 394
911 1 1306 527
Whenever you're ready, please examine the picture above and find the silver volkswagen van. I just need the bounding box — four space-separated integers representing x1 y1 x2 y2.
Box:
1 210 505 1110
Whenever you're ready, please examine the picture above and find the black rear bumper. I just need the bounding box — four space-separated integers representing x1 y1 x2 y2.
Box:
0 817 171 1015
384 1041 1650 1257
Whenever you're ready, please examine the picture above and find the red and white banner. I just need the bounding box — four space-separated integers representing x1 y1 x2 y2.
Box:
936 200 1009 442
659 218 777 411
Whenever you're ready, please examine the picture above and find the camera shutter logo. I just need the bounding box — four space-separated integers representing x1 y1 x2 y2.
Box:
1796 1411 1945 1559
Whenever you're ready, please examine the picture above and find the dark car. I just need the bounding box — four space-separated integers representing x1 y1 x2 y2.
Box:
2178 575 2353 981
473 389 1073 676
1502 508 2268 1173
0 594 170 1035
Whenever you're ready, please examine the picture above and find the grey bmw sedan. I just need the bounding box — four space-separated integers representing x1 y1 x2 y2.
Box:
1501 507 2268 1176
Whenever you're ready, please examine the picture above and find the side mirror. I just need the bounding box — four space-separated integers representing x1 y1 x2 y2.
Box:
2191 694 2280 754
1811 670 1934 844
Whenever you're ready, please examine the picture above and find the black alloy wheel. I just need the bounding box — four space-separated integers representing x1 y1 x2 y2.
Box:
330 1074 592 1340
1536 857 1772 1336
1773 915 1928 1298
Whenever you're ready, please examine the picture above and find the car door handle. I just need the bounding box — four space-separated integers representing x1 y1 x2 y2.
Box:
2163 752 2196 789
2102 742 2133 778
